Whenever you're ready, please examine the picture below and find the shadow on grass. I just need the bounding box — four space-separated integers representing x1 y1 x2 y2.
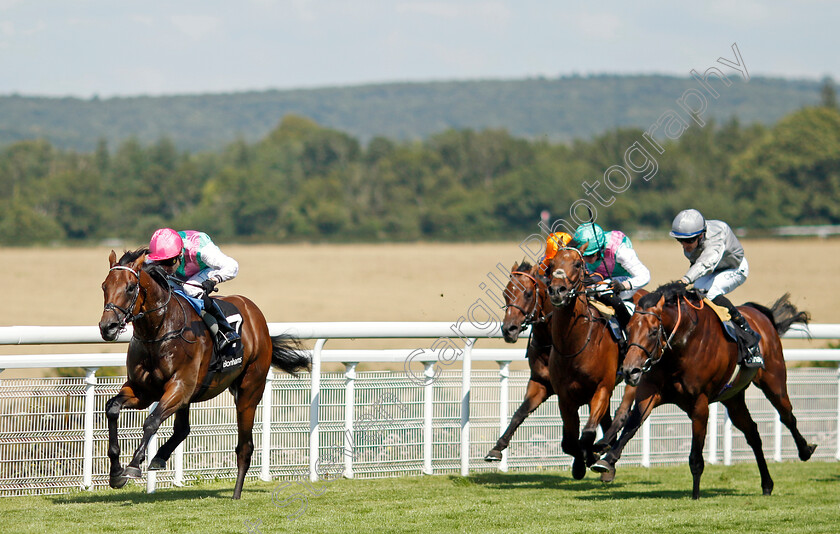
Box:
47 484 271 505
464 472 740 500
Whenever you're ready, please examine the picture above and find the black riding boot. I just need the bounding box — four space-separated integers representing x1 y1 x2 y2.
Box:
712 295 763 368
598 292 631 371
201 296 240 350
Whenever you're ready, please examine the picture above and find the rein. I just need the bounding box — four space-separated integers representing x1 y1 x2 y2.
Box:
548 249 595 358
505 270 551 325
103 265 192 344
629 295 698 372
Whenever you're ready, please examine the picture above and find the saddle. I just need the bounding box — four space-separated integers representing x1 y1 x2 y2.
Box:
702 298 762 369
193 299 245 400
588 298 634 343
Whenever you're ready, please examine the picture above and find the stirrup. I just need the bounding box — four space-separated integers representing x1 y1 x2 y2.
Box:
216 330 240 350
742 346 764 369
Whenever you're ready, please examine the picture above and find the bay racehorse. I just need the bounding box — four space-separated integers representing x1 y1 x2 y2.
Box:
485 261 555 462
543 246 639 479
592 282 816 498
98 249 310 499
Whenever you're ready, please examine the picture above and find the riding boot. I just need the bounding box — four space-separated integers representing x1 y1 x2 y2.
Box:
201 296 240 351
599 292 630 375
712 295 763 368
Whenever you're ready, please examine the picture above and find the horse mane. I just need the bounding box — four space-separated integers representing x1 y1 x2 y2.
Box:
118 248 150 266
638 281 703 309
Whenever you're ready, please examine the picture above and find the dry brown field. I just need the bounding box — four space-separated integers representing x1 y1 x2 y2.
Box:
1 238 838 376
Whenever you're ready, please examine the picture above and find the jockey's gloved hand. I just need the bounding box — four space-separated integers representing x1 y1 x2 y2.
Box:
610 280 624 295
583 274 604 286
201 278 217 294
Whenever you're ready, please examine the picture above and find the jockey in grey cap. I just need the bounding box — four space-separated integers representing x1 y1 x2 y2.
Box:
670 209 763 368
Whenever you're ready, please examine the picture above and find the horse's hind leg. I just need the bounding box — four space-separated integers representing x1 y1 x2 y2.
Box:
755 367 817 461
105 385 151 488
149 406 191 471
485 378 551 462
232 373 267 499
687 398 710 500
723 392 774 496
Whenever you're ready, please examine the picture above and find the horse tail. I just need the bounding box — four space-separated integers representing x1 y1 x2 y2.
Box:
270 334 311 377
744 293 811 336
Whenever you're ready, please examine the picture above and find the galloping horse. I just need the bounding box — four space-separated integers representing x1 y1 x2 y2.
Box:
543 245 639 479
98 249 310 499
593 282 816 498
485 261 555 462
486 260 636 465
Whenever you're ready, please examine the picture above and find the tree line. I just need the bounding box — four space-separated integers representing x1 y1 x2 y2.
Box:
1 104 839 246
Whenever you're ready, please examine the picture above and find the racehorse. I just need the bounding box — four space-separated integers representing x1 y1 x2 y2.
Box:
592 282 816 499
543 246 639 479
98 248 310 499
485 260 636 465
485 261 555 462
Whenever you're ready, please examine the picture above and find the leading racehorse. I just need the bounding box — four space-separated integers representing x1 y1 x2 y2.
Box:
543 245 639 479
592 282 816 498
98 248 310 499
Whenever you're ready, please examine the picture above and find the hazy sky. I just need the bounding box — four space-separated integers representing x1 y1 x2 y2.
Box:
1 1 837 98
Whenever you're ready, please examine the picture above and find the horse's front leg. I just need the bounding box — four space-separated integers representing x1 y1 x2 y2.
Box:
486 378 551 462
687 396 710 500
557 400 585 480
106 384 151 488
592 383 660 482
124 383 189 479
581 386 612 467
594 383 636 453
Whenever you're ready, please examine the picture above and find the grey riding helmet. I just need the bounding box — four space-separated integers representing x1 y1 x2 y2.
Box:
669 209 706 238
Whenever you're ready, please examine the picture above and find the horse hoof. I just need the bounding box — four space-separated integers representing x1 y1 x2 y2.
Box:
123 466 143 479
800 443 817 462
591 459 613 474
571 458 586 480
484 450 502 462
149 457 166 471
109 472 129 489
599 468 616 483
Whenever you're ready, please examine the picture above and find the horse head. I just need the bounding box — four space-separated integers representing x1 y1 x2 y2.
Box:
622 282 697 386
501 261 546 342
99 248 158 341
546 244 587 308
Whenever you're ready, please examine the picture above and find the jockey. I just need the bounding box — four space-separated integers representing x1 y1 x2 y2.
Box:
670 209 762 367
147 228 241 350
570 223 650 337
538 231 573 276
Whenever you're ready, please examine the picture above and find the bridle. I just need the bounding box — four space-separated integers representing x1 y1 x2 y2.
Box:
504 270 550 325
548 247 595 358
103 264 188 343
627 295 702 373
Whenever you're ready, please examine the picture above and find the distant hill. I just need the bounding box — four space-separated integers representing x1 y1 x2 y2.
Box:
0 75 822 152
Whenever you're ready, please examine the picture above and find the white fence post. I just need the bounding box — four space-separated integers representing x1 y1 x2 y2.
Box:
724 408 733 466
641 418 651 468
460 339 474 477
836 367 840 461
707 402 718 464
498 361 510 472
310 339 325 482
774 410 782 462
146 402 159 494
344 362 358 479
82 367 97 489
423 362 435 475
260 367 274 481
173 442 184 487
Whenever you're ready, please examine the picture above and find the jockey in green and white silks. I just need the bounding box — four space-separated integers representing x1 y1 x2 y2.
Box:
172 230 239 297
571 223 650 338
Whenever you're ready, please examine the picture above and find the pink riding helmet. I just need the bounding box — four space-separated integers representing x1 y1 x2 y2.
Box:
148 228 183 261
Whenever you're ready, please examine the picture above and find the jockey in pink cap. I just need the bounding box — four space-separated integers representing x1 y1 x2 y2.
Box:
148 228 240 350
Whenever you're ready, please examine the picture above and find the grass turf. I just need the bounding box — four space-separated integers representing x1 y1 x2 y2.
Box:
1 462 838 533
